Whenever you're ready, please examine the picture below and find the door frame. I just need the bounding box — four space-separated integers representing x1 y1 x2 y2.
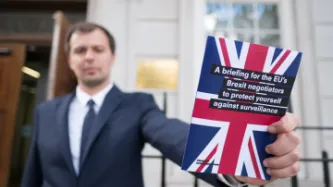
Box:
0 34 51 187
0 33 52 47
0 11 75 187
0 43 26 187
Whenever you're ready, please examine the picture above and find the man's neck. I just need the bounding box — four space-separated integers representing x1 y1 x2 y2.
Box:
78 81 110 96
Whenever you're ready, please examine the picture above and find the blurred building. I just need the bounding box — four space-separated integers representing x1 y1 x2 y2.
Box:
0 0 332 186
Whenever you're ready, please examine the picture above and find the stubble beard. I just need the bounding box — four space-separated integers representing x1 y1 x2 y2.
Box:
81 76 107 88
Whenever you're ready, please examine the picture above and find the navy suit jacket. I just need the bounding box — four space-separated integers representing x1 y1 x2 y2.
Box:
21 85 228 187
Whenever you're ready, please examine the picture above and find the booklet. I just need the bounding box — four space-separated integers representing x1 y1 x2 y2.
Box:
181 36 302 180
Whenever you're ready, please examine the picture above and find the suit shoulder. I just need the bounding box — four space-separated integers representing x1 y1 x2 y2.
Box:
119 92 158 111
122 92 155 103
35 93 72 111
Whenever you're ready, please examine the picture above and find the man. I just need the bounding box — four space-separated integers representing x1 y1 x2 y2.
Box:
21 22 301 187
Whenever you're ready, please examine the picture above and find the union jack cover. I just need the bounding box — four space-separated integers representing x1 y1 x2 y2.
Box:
181 36 302 180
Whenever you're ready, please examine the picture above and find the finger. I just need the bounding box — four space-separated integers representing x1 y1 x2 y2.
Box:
268 112 301 134
264 149 300 169
266 131 301 156
267 162 300 178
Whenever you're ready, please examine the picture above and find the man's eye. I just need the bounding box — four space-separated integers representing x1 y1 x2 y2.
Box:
74 48 86 53
94 47 104 53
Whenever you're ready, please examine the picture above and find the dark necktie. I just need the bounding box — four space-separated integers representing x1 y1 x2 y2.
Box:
80 99 96 167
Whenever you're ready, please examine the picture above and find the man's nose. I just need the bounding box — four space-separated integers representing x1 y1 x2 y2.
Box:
84 49 95 60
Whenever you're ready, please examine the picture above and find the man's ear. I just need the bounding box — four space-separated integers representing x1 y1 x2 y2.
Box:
67 56 73 70
110 53 116 67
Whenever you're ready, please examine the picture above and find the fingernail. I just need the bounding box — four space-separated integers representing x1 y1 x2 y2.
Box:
267 169 271 175
263 160 268 167
268 126 276 133
265 147 271 154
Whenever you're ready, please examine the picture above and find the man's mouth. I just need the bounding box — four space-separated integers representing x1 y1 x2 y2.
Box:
83 68 97 73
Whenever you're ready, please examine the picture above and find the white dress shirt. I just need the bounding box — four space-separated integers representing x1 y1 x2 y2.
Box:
67 83 246 186
68 83 113 175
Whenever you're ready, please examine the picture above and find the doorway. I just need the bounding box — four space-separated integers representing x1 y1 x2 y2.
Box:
6 45 51 187
0 12 77 187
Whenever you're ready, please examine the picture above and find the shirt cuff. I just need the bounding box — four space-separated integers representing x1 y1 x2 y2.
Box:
217 174 248 187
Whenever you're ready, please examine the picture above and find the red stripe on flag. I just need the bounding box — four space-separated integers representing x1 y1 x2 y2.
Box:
192 99 280 175
244 44 268 72
236 100 254 105
196 144 218 172
238 90 257 94
248 138 261 179
219 38 231 67
270 50 291 74
242 79 260 84
218 116 247 175
192 99 280 129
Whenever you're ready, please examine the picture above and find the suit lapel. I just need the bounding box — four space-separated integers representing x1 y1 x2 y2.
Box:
56 92 76 176
80 85 123 167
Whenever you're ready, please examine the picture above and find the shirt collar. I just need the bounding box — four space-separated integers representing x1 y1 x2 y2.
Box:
75 83 113 107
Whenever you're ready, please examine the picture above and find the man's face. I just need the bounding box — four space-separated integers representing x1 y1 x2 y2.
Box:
68 28 114 88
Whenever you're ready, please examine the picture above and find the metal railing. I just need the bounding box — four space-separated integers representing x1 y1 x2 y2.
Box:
261 101 333 187
142 92 199 187
142 92 168 187
287 100 332 187
142 155 167 187
260 148 332 187
142 96 333 187
287 126 333 187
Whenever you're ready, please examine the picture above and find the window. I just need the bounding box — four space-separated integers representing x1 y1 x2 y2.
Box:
205 1 281 47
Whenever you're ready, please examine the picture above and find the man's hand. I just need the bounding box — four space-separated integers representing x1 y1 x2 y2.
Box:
234 112 301 186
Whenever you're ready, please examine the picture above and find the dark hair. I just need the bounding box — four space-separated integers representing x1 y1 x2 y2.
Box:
65 21 116 54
